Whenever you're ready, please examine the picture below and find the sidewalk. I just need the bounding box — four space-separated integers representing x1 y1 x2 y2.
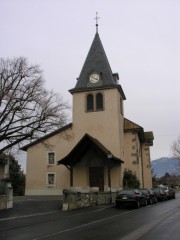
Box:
0 196 115 220
0 196 115 222
0 196 63 219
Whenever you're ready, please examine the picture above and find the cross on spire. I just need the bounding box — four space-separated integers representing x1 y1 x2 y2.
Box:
94 12 100 33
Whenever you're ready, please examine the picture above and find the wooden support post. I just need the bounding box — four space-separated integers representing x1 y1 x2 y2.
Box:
70 165 73 187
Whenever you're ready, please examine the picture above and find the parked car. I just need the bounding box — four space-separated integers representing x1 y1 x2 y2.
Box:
139 188 157 204
159 185 174 199
116 189 147 209
169 187 176 199
152 187 168 201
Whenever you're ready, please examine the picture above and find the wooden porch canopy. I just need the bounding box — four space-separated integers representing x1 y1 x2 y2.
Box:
57 133 123 166
57 133 124 187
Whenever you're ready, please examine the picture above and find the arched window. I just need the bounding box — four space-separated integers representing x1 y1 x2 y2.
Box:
96 93 103 110
87 94 94 111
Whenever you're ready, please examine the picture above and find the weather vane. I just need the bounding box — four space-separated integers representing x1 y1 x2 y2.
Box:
94 12 100 33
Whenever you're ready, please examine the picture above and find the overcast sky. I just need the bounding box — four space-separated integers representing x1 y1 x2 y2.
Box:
0 0 180 168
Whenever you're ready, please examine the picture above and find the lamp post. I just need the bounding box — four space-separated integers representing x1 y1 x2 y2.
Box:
107 151 112 204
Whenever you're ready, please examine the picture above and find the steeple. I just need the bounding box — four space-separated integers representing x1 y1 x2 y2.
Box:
72 32 119 90
69 26 126 100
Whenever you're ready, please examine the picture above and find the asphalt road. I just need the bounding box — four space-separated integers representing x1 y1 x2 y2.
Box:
0 193 180 240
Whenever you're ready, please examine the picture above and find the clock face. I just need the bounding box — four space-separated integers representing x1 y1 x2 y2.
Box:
89 73 100 83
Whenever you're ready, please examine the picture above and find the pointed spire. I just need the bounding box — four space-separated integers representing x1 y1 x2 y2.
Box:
73 33 116 90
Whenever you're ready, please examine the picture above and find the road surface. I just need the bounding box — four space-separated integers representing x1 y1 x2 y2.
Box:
0 193 179 240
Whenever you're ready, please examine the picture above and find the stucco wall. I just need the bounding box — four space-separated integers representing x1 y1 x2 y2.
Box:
124 131 153 188
25 127 74 195
141 143 153 188
124 131 143 187
72 88 124 160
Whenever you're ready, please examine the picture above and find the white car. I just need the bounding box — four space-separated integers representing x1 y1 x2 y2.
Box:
158 185 172 199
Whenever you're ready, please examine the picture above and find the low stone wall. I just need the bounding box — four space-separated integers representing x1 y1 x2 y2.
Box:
0 181 13 210
0 195 7 210
0 194 13 210
62 189 117 210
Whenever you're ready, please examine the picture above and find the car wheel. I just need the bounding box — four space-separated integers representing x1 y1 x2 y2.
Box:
136 201 140 209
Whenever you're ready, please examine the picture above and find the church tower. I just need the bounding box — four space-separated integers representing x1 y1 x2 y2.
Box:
69 27 126 162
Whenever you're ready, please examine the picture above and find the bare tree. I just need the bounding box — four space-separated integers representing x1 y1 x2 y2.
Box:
0 57 69 154
171 136 180 160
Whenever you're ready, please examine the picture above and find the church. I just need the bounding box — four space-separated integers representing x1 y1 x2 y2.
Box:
22 25 154 196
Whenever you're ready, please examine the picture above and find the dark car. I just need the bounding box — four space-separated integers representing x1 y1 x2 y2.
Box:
139 188 157 205
169 187 176 199
116 189 147 209
152 188 168 201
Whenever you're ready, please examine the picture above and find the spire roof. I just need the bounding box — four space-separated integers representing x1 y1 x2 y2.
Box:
73 32 117 90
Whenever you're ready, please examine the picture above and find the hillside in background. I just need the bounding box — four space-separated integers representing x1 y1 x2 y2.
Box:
151 157 180 178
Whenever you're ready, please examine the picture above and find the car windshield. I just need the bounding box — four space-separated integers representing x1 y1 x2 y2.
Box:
159 185 167 190
119 190 134 195
152 188 159 192
139 189 148 193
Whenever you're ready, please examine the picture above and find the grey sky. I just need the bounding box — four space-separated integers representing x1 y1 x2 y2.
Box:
0 0 180 165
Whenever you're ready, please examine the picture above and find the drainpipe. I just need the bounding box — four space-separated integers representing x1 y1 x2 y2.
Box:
107 151 112 204
70 165 73 187
140 145 144 188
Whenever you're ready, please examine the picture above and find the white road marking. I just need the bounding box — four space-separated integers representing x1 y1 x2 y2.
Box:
32 209 137 240
0 211 58 221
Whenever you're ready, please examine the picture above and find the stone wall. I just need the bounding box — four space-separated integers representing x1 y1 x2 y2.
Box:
62 187 117 210
0 195 7 210
0 181 13 210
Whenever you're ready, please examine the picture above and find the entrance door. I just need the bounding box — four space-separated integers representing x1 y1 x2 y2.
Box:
89 167 104 191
